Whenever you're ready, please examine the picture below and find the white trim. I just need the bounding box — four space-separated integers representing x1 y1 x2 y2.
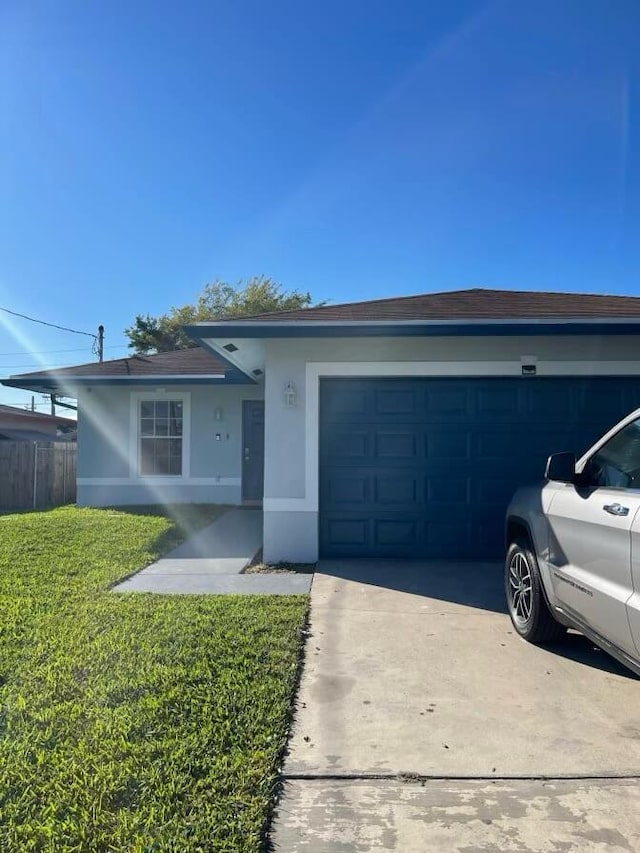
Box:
308 360 640 379
78 477 241 487
129 391 191 480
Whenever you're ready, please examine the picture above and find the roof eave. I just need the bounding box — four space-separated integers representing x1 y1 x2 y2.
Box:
0 373 252 394
185 318 640 339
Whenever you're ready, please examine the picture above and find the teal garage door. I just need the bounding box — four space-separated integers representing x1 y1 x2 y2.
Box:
319 377 640 559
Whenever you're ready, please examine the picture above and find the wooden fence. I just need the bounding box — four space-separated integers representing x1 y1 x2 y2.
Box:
0 441 77 511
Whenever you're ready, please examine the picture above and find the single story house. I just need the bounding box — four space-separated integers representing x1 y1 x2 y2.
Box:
0 403 77 442
5 288 640 562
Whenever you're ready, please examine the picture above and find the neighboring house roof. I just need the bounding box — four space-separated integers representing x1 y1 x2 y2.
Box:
0 404 76 429
1 347 245 394
226 288 640 321
0 428 76 442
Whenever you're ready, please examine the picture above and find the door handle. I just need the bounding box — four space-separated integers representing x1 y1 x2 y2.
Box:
244 447 250 461
603 503 630 517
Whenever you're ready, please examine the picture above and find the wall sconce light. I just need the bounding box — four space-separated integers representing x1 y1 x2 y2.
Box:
284 381 297 408
214 406 224 421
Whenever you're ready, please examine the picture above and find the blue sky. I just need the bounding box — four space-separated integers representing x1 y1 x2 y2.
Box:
0 0 639 410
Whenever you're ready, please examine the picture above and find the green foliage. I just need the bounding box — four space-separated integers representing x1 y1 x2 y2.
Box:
0 506 307 852
125 276 314 353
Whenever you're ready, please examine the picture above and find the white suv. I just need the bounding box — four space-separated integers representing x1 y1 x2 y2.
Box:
505 408 640 677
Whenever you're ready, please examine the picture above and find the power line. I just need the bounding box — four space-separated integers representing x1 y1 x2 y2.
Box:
0 306 96 338
0 402 54 409
0 361 95 369
0 345 127 357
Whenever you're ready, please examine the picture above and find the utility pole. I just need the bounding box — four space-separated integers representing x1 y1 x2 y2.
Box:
97 325 104 362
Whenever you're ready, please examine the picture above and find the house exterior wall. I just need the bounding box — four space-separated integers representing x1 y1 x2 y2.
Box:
262 334 640 562
77 383 264 506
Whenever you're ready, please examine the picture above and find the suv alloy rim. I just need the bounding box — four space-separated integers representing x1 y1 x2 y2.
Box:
508 551 532 626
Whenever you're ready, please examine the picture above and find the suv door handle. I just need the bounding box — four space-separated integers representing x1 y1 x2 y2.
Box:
603 503 630 517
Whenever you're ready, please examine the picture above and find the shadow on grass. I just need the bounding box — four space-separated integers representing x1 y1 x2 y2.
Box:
104 504 231 586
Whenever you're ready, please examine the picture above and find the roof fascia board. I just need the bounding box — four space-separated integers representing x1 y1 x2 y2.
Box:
0 374 252 393
185 320 640 339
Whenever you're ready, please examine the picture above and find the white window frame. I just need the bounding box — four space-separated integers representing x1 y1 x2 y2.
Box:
129 390 191 480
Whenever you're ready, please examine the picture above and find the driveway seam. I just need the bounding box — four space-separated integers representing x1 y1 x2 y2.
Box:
282 772 640 781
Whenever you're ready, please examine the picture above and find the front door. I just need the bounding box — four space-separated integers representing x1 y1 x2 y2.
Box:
242 401 265 501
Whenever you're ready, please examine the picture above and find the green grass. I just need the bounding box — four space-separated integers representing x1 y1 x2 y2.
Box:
0 505 308 852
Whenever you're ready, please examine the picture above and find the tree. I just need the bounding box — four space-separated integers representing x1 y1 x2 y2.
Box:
125 276 314 354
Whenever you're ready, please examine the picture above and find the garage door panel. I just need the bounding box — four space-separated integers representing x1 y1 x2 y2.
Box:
426 518 472 552
323 517 369 547
426 430 471 459
375 474 418 504
320 378 640 559
426 477 469 504
475 385 520 418
525 386 573 418
324 388 369 417
374 388 418 415
474 477 519 505
323 429 370 459
374 518 419 547
324 474 369 505
425 386 469 415
374 431 418 458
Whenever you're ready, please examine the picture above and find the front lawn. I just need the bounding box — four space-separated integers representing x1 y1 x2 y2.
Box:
0 506 307 852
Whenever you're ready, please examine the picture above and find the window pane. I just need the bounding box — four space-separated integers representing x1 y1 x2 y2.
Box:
139 399 184 476
154 442 170 474
588 419 640 488
168 455 182 475
140 439 155 475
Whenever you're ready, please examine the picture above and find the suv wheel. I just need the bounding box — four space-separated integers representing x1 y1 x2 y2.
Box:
505 539 565 644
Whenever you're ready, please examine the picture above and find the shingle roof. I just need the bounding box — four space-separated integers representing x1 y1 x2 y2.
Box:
0 404 76 427
5 347 227 382
239 288 640 321
0 428 76 442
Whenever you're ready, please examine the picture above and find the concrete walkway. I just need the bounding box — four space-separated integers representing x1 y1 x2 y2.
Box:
112 508 311 594
271 559 640 851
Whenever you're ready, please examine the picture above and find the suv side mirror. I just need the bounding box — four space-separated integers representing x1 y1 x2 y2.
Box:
545 452 576 483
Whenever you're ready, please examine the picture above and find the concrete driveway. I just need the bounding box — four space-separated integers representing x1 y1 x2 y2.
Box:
270 560 640 852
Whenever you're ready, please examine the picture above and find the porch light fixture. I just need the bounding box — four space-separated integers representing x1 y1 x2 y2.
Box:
214 406 223 421
284 381 297 408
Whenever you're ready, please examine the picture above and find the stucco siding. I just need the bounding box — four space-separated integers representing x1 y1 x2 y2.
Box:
77 383 263 507
263 510 318 563
77 388 130 478
77 482 241 507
